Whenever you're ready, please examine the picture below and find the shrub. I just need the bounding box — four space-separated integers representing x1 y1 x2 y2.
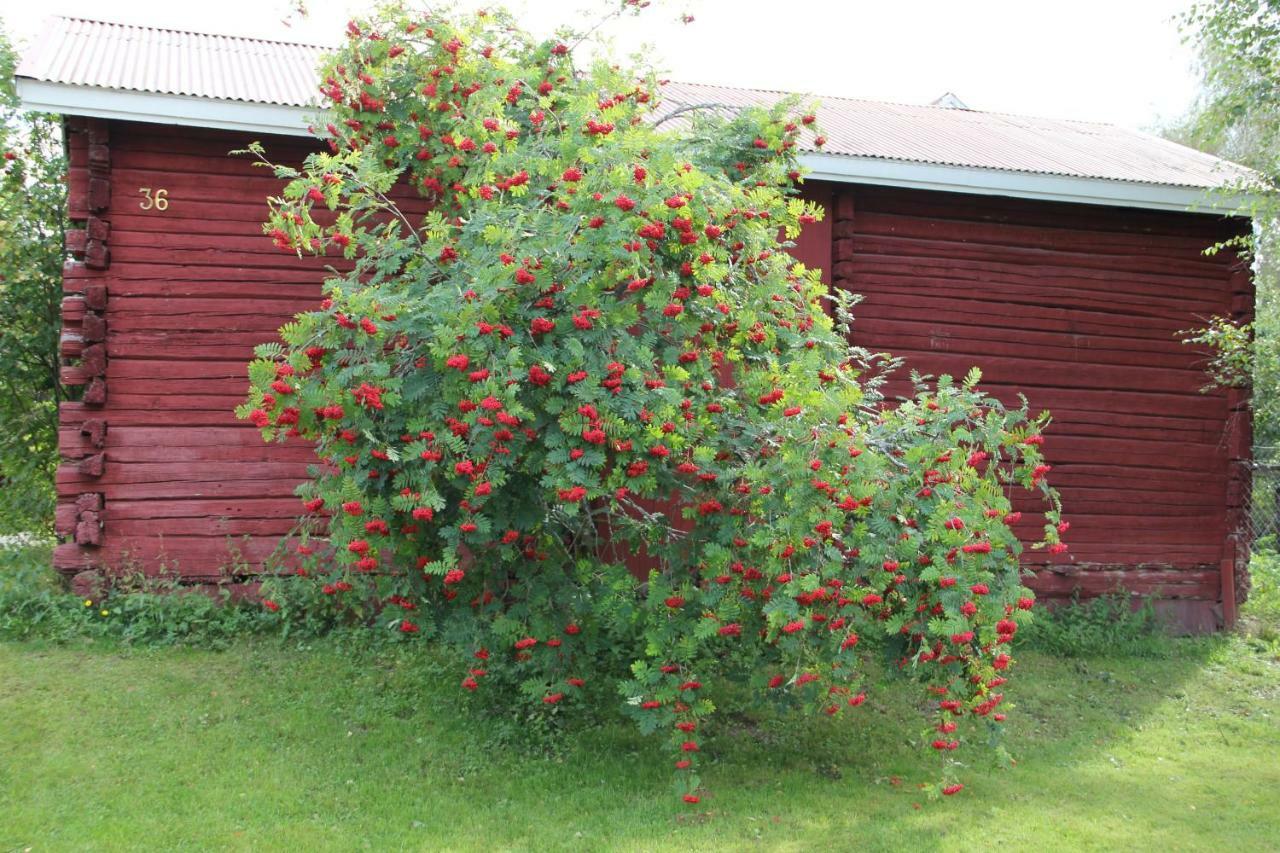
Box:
239 3 1065 802
1018 591 1171 658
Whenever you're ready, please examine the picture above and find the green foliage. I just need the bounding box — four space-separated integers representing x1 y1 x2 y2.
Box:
239 3 1064 802
1019 591 1173 659
1179 0 1280 181
0 25 65 533
0 540 280 647
1179 314 1258 390
1247 541 1280 618
1241 539 1280 652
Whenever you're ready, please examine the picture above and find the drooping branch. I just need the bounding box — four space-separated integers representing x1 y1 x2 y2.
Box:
651 102 742 128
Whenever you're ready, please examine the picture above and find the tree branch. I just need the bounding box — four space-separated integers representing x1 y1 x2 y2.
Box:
651 102 741 128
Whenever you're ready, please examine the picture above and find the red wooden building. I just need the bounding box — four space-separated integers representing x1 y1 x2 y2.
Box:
17 18 1258 631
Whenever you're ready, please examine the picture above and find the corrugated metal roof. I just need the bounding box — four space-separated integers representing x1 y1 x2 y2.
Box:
16 16 328 107
660 81 1254 189
16 16 1256 190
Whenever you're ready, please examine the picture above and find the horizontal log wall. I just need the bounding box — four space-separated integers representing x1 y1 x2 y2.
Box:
829 185 1253 631
53 122 425 581
52 119 1254 632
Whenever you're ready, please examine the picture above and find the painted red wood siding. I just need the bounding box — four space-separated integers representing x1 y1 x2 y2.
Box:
54 120 424 579
52 119 1253 630
827 185 1252 630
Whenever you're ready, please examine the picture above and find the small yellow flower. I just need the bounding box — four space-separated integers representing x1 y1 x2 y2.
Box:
100 609 109 617
83 599 93 607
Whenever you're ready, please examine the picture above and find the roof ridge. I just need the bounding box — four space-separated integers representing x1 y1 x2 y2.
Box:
665 79 1122 131
55 14 335 51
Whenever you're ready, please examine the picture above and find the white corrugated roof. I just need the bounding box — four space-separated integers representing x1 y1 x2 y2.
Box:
17 16 327 106
15 16 1262 209
659 81 1255 190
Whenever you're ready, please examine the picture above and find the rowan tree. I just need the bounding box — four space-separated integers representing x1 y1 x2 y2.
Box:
241 2 1065 802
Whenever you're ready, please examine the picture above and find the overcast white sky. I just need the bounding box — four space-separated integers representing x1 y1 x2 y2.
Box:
2 0 1204 130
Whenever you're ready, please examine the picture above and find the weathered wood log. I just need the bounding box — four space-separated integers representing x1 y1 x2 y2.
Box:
66 229 87 255
80 418 107 448
62 260 89 290
75 492 104 514
54 504 78 537
85 241 109 270
57 477 304 502
52 535 286 577
85 119 109 147
52 543 99 573
75 515 102 546
87 216 110 242
83 377 107 406
70 571 106 599
60 332 85 360
88 177 110 212
78 453 106 477
81 343 107 377
60 366 88 386
87 142 109 169
81 314 107 342
61 294 86 324
105 496 303 519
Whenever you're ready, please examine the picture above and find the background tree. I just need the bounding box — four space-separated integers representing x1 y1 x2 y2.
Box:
1169 1 1278 442
0 25 65 534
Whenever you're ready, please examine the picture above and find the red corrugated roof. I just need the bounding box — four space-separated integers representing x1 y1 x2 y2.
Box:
17 16 1257 190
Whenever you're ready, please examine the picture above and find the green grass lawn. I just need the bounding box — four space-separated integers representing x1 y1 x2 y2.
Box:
2 540 1279 851
1 628 1277 851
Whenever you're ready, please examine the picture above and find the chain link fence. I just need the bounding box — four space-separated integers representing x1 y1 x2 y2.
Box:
1247 385 1280 557
1249 459 1280 548
1249 423 1280 552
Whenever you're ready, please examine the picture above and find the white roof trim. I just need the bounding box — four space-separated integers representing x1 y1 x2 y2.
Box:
17 79 321 138
18 77 1255 215
800 153 1255 214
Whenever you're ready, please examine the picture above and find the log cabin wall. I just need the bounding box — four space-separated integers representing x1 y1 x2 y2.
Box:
826 185 1253 631
50 119 1254 630
53 121 426 586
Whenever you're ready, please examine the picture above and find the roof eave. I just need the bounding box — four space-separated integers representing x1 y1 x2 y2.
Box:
800 152 1258 215
16 78 322 138
18 78 1258 216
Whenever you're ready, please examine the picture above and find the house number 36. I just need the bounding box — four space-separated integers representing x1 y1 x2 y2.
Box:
138 187 169 211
